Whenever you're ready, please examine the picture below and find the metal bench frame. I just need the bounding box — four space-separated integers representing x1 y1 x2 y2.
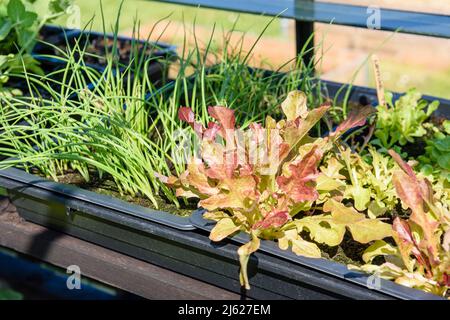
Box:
150 0 450 99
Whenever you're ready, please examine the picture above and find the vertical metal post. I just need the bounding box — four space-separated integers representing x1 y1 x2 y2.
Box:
295 0 315 68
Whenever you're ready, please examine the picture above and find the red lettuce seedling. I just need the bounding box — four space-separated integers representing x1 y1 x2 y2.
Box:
158 91 389 289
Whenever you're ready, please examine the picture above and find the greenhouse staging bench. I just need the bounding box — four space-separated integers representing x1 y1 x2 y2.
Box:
0 197 240 300
1 1 449 301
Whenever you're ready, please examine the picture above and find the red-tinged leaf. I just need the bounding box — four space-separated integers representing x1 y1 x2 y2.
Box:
199 137 238 180
389 150 439 241
253 210 290 230
443 273 450 287
392 218 415 245
392 170 424 216
199 176 258 211
392 217 428 272
388 150 433 203
331 105 375 137
186 163 220 196
392 218 421 255
278 179 318 202
201 140 226 165
205 166 226 180
202 144 238 180
420 178 435 208
274 142 291 167
388 149 416 179
392 170 440 265
276 145 322 203
208 106 236 134
203 122 221 140
443 230 450 252
249 122 263 131
178 107 194 123
154 172 178 185
154 172 169 184
239 164 254 176
389 149 436 212
283 104 330 149
178 107 204 135
206 163 238 180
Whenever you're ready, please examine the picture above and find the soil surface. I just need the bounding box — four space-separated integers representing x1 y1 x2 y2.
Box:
54 35 164 68
44 169 196 217
8 58 69 99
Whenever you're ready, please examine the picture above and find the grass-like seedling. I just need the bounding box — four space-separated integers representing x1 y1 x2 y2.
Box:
0 3 388 216
0 8 324 211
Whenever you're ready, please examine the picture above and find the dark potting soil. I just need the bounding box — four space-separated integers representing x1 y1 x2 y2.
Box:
402 138 427 158
319 232 370 266
392 116 447 158
8 77 54 100
53 35 162 68
298 224 370 266
309 199 408 266
7 59 70 99
37 27 63 44
48 169 195 217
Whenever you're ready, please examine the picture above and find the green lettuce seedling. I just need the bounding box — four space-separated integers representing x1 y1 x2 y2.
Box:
418 121 450 182
318 147 399 219
351 150 449 297
372 89 438 151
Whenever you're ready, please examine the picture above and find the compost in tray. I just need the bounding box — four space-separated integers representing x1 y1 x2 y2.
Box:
33 30 175 78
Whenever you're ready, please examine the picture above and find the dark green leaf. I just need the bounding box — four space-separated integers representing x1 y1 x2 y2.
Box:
21 11 38 28
0 288 23 300
0 18 13 41
7 0 26 24
434 136 450 152
49 0 72 14
17 29 35 52
437 153 450 171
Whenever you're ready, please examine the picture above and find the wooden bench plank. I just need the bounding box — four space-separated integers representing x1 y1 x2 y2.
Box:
0 197 241 300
